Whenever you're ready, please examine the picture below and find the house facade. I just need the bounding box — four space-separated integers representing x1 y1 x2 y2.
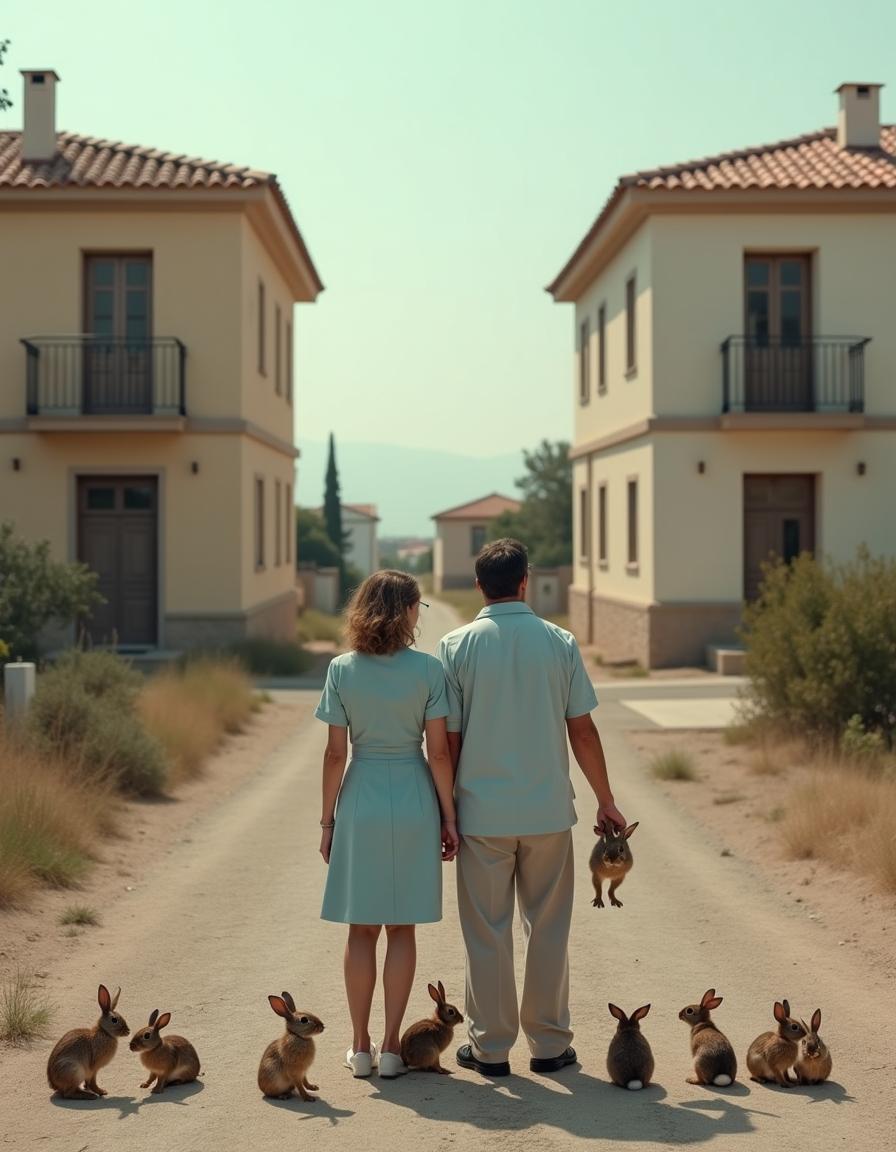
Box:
0 70 322 650
549 83 896 667
432 493 521 591
341 504 379 578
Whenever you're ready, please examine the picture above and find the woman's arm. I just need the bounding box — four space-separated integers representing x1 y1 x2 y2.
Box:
425 717 459 862
320 725 348 863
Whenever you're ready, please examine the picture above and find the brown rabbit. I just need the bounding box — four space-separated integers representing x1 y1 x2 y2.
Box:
257 991 324 1101
47 984 130 1099
794 1009 832 1085
129 1009 200 1093
746 999 807 1087
606 1003 654 1090
678 988 737 1087
589 821 639 907
399 982 463 1074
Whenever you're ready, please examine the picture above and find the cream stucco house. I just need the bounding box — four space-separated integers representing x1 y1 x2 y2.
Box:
342 504 380 577
549 82 896 668
432 493 521 591
0 70 322 650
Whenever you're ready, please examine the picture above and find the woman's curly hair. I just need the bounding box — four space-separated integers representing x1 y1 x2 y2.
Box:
344 570 420 655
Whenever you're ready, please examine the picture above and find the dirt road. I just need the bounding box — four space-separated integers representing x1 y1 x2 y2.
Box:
1 600 892 1149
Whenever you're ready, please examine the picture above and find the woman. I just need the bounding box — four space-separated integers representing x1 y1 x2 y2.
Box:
316 570 459 1080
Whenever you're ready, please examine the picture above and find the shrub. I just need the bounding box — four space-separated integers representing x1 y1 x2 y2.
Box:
841 714 887 765
741 548 896 747
187 638 313 677
296 609 343 645
0 968 54 1044
650 750 697 781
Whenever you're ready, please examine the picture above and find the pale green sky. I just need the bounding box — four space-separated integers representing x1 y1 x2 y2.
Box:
3 0 894 456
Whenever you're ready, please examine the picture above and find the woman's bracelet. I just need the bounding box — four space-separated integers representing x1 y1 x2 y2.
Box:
320 820 335 829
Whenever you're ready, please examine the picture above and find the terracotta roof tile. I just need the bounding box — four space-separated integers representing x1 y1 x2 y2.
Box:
432 493 522 521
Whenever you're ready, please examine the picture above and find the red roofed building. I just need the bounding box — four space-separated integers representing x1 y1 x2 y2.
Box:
432 493 521 591
550 82 896 668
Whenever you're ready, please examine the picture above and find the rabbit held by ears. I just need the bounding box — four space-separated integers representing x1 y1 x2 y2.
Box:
589 822 639 908
400 982 463 1074
47 984 130 1099
258 991 324 1101
678 988 737 1087
129 1008 200 1093
747 999 807 1087
794 1009 832 1085
607 1003 654 1090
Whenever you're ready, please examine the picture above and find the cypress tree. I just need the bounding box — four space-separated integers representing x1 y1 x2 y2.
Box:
323 433 350 592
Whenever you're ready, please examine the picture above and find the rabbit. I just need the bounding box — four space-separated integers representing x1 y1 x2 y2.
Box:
400 981 464 1073
794 1009 832 1085
129 1009 200 1093
257 991 324 1101
46 984 130 1099
678 988 737 1087
606 1003 654 1090
746 999 807 1087
589 821 639 907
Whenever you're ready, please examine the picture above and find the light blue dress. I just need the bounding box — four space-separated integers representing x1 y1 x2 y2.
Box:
315 648 450 925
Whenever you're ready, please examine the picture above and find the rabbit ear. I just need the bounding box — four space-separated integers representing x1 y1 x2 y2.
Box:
773 1001 787 1023
623 822 640 839
782 999 791 1018
608 1003 627 1023
110 987 121 1010
280 991 297 1013
700 989 717 1008
98 985 111 1013
632 1004 651 1021
811 1009 822 1032
437 981 446 1001
427 983 442 1005
269 995 290 1019
148 1009 159 1027
155 1012 171 1031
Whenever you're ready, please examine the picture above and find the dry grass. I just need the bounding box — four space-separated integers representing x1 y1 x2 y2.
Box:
296 609 344 645
650 750 698 781
59 905 100 927
139 659 255 787
0 968 54 1045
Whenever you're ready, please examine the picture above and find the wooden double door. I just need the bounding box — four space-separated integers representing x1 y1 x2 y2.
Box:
744 256 812 411
84 255 153 413
743 475 815 600
77 477 158 646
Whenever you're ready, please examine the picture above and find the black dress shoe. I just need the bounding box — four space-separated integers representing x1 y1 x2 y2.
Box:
456 1044 511 1077
530 1046 577 1073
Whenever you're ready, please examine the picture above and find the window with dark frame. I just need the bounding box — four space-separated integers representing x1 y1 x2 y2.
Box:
275 480 282 566
275 304 282 395
579 488 590 559
258 280 266 375
286 320 293 404
471 525 487 555
597 304 607 393
627 479 638 567
255 477 265 568
579 318 590 404
625 275 636 373
598 482 607 564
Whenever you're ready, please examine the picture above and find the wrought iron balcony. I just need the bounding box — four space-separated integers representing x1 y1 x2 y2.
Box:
22 336 187 417
721 335 869 414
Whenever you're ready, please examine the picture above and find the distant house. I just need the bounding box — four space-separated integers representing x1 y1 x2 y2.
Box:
549 81 896 668
432 493 521 591
342 504 379 577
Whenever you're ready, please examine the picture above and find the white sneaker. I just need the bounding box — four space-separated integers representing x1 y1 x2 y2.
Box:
378 1051 409 1079
345 1043 378 1078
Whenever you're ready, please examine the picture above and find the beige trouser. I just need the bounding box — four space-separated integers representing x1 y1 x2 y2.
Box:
457 830 574 1062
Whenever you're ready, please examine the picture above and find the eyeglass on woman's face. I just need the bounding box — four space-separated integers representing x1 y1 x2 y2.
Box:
418 600 430 609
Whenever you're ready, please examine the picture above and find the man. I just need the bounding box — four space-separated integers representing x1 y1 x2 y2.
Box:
437 538 625 1077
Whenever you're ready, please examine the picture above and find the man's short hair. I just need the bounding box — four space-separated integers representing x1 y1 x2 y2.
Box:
475 538 529 600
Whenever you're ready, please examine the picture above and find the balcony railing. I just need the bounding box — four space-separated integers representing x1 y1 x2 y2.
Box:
22 336 187 417
721 335 869 414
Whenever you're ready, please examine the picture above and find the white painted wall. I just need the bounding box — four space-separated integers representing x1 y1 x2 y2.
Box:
342 509 378 577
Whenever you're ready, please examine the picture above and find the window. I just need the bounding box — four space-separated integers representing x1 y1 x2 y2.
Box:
598 483 608 565
275 480 282 566
627 479 638 569
597 304 607 393
258 281 266 375
471 525 487 555
625 275 636 374
286 320 293 404
275 304 282 395
255 477 265 569
579 489 590 560
286 483 292 564
579 318 590 404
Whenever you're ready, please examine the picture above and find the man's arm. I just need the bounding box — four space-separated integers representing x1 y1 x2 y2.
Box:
447 731 462 776
566 712 626 830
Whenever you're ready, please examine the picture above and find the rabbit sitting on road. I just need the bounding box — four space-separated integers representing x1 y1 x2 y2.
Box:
400 982 463 1074
794 1009 832 1085
747 999 807 1087
678 988 737 1087
47 984 130 1100
589 821 639 908
129 1008 200 1093
258 991 324 1101
606 1003 654 1090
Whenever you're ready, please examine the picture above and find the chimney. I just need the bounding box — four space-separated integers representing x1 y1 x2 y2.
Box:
21 70 60 162
836 82 883 149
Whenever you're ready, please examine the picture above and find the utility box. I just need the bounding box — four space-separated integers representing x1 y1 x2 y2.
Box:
4 661 36 721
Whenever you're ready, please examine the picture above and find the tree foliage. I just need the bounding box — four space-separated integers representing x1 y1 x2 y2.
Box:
296 508 342 568
323 433 349 556
0 523 102 661
0 41 11 113
489 439 572 566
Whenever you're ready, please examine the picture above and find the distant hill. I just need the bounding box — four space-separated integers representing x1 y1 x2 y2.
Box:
296 439 523 536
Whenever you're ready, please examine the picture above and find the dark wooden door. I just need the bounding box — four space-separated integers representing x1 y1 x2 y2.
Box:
744 256 812 411
743 475 815 600
84 256 153 413
78 478 158 646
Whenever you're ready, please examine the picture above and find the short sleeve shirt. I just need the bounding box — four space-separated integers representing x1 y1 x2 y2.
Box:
437 602 598 835
315 647 449 754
